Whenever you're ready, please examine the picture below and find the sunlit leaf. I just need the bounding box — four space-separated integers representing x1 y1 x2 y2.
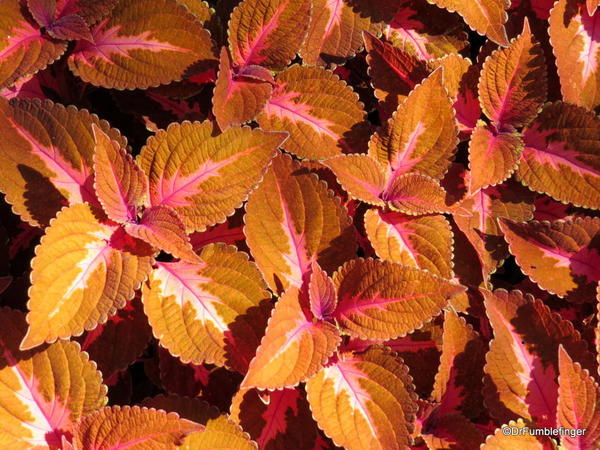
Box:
332 258 465 340
0 0 67 89
20 203 155 350
0 98 126 227
557 345 600 450
482 289 596 427
242 286 340 389
467 121 523 193
478 19 546 128
369 68 458 180
0 308 107 449
549 0 600 110
516 102 600 210
73 405 201 449
364 208 454 278
68 0 217 89
500 217 600 301
124 205 200 263
138 120 286 233
383 173 458 215
244 153 356 293
308 261 337 320
228 0 310 71
300 0 383 66
256 65 366 160
212 47 274 131
305 347 418 450
428 0 510 46
92 123 146 224
142 243 270 370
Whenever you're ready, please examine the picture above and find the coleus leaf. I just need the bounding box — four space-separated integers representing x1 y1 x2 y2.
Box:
0 98 126 227
142 243 271 370
481 418 555 449
212 47 274 131
0 308 107 448
557 345 600 450
141 394 258 450
244 153 356 293
549 0 600 110
308 261 337 320
332 258 466 340
241 286 341 390
300 0 383 66
73 405 202 449
228 0 310 71
176 0 214 24
516 102 600 210
454 182 535 279
432 310 486 419
231 387 320 450
428 0 510 46
124 205 200 263
92 123 146 224
384 0 468 60
0 0 67 89
255 65 366 160
499 216 600 301
78 295 152 380
137 120 286 233
481 289 596 427
68 0 217 89
27 0 120 28
368 68 458 180
20 203 155 350
363 32 430 117
467 120 524 193
305 347 418 450
478 18 547 129
384 172 459 215
589 0 600 15
420 411 485 449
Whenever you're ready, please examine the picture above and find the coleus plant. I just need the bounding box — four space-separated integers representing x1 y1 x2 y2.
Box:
0 0 599 448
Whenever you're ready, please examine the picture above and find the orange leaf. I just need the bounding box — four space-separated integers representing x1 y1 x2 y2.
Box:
369 68 458 180
383 173 457 215
137 120 286 232
0 308 107 449
364 208 454 278
332 258 465 340
481 289 596 427
92 123 146 224
212 47 274 131
256 65 366 160
500 217 600 301
478 18 546 128
142 243 271 369
305 347 418 450
73 405 201 449
516 101 600 210
124 205 200 263
242 286 340 390
557 345 600 449
467 121 523 193
228 0 310 71
0 98 126 227
300 0 383 66
432 310 486 419
428 0 510 46
0 0 67 88
244 153 356 293
68 0 217 89
21 203 155 350
321 154 387 206
308 261 337 320
549 0 600 110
